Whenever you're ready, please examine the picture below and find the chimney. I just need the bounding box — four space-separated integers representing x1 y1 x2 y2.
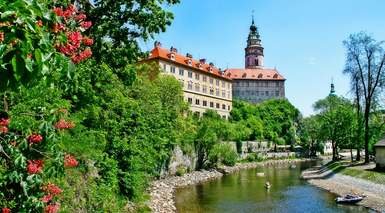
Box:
170 46 178 53
186 53 193 58
199 59 206 64
154 41 161 48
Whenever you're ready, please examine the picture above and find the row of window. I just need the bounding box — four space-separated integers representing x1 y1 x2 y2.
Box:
180 80 231 99
187 97 231 111
234 90 281 97
235 81 283 87
163 63 231 89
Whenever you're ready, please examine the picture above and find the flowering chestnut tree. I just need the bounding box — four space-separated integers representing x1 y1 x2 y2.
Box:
0 109 79 212
0 0 93 90
0 1 92 212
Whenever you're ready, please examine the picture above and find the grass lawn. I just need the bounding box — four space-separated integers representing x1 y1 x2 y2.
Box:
323 160 385 185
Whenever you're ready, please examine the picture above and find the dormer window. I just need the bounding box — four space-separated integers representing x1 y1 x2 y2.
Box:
242 73 247 78
273 74 278 79
186 59 192 66
208 67 213 72
258 73 263 78
197 63 203 69
168 53 175 60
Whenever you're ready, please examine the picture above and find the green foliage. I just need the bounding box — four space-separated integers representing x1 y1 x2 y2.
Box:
313 95 357 160
208 143 238 167
230 99 300 145
297 115 323 156
245 153 265 162
75 0 180 68
0 0 71 90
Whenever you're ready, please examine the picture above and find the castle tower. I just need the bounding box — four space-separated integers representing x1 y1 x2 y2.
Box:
245 17 264 69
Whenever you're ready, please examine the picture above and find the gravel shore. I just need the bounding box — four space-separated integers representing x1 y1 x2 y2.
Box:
148 158 315 213
303 166 385 212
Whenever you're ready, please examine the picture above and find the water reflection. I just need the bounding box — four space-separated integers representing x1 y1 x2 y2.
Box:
175 162 370 213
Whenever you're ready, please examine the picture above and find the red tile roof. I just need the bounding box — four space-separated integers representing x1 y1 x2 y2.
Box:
144 46 232 80
225 68 285 80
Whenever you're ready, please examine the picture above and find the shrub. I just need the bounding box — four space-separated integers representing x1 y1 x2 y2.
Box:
208 143 238 167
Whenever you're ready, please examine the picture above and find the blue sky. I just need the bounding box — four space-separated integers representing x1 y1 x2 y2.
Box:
140 0 385 116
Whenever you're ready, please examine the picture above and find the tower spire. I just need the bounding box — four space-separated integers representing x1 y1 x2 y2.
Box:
245 14 264 69
330 78 336 95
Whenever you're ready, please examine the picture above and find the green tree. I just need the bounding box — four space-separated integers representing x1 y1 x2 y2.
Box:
343 32 385 163
75 0 180 68
314 95 355 161
298 115 322 157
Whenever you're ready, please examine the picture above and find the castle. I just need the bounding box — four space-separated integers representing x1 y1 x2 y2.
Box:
143 18 286 117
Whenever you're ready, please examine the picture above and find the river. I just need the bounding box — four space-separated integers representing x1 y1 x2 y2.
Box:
175 161 371 213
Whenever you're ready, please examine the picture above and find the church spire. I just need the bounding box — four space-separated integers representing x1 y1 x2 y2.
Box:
329 78 336 96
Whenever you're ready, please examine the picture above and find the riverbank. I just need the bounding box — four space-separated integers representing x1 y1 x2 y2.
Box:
148 158 316 213
302 162 385 212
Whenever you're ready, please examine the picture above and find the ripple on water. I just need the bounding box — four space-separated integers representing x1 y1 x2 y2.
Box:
175 162 371 213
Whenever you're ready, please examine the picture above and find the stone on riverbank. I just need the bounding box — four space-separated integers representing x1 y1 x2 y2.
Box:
148 158 315 213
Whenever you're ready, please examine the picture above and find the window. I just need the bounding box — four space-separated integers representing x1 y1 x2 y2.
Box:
216 89 219 96
203 85 207 93
222 90 226 97
194 111 200 117
203 76 207 82
222 81 226 88
216 103 220 109
222 115 227 119
228 105 231 111
276 82 280 87
195 83 200 92
227 92 231 99
265 91 269 96
265 82 268 87
275 91 279 96
195 73 200 80
210 102 214 108
216 79 219 86
179 69 184 76
170 66 176 73
188 71 193 78
188 81 193 90
222 104 226 110
163 64 167 71
203 101 207 107
188 97 192 104
195 99 200 105
228 83 231 89
210 88 214 95
209 78 213 84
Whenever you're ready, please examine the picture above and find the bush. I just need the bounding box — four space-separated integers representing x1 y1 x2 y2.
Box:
208 143 238 167
245 153 265 162
175 166 187 176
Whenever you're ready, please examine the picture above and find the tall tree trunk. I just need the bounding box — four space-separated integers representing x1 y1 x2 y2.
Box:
332 141 337 161
364 103 370 163
355 77 362 161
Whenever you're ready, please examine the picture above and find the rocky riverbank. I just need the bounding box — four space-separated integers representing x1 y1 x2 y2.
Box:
148 158 316 213
303 164 385 212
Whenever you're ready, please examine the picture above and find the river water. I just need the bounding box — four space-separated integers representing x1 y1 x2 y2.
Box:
175 161 370 213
